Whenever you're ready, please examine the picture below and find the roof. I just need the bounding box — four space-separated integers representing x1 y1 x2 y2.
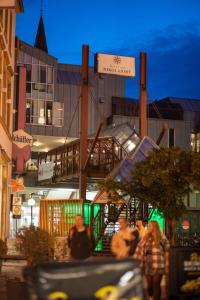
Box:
110 136 159 182
159 97 200 112
34 14 48 53
57 70 96 86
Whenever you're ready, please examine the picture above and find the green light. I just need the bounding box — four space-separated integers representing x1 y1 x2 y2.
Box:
149 208 165 232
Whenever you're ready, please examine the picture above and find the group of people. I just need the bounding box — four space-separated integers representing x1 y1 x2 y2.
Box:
68 215 169 300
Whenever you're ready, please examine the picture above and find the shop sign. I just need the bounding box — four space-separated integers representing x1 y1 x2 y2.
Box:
181 219 190 230
13 129 33 149
95 53 135 77
12 130 33 173
38 161 54 181
13 196 22 206
169 247 200 298
12 196 22 219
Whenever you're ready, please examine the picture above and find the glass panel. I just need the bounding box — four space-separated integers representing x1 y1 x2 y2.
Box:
52 102 64 127
32 100 38 116
26 82 31 93
26 64 31 82
47 84 53 94
26 99 31 123
123 133 140 153
32 57 39 65
46 101 52 125
47 67 53 84
24 53 32 63
40 65 46 83
32 64 39 82
38 101 45 125
33 83 46 92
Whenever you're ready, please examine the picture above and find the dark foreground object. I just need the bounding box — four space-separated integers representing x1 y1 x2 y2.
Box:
24 258 144 300
169 247 200 299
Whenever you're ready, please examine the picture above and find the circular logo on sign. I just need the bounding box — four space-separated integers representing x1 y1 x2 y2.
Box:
13 206 21 216
181 219 190 230
113 56 121 64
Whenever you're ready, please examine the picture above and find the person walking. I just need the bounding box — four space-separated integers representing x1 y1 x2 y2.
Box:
111 217 139 258
68 215 95 260
133 220 170 300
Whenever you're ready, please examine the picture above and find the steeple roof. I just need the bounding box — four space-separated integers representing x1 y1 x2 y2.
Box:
34 13 48 53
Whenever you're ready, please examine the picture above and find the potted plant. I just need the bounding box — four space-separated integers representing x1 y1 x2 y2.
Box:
16 225 53 265
0 238 7 272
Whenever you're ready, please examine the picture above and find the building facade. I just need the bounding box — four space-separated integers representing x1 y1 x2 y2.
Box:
11 14 125 233
109 96 200 208
0 0 23 239
13 13 200 236
14 14 125 162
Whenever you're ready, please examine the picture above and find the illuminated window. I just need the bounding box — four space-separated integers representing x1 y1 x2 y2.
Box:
24 60 55 126
191 132 200 152
52 102 64 127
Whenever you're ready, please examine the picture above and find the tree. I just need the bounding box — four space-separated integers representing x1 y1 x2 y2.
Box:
99 147 200 244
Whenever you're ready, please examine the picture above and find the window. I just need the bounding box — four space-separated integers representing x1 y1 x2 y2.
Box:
33 83 46 92
46 102 52 125
24 62 55 125
53 102 64 127
40 65 46 83
191 133 200 152
26 64 32 82
26 100 31 123
32 64 39 82
47 67 53 84
26 82 31 93
168 128 175 147
38 101 45 125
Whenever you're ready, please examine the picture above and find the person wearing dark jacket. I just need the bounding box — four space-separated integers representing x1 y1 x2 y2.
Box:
68 215 95 260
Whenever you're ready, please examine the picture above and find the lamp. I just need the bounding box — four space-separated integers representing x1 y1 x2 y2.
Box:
28 197 35 225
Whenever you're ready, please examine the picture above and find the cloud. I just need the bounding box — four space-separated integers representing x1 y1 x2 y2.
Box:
105 22 200 100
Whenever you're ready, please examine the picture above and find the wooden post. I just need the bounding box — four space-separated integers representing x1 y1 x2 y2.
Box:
79 45 89 210
139 52 147 138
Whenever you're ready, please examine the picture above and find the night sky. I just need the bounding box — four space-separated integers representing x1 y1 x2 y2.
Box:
16 0 200 101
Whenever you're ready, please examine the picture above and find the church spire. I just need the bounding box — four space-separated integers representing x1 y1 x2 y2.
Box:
34 13 48 53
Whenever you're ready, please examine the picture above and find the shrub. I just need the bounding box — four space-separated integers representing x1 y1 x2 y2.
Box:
16 225 53 265
0 239 7 256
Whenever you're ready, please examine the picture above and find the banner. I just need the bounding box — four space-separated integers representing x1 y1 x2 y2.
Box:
24 258 144 300
169 247 200 298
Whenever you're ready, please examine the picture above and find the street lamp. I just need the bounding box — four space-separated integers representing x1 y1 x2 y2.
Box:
28 197 35 225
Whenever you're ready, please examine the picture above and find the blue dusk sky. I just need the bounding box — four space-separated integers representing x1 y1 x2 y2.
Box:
16 0 200 101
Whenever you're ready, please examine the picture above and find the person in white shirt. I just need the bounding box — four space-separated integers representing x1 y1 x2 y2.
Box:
111 217 135 258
